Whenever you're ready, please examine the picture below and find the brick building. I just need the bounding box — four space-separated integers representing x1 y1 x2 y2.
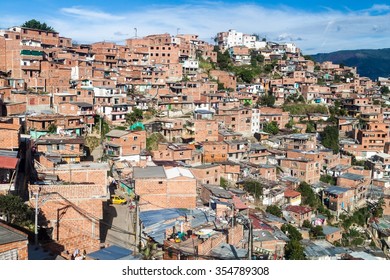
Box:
34 134 86 163
104 129 147 159
0 221 29 260
0 117 21 150
285 205 312 227
200 141 228 163
190 164 221 186
133 166 197 210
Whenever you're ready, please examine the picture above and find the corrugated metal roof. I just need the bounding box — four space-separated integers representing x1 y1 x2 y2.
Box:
322 226 342 236
324 186 350 195
339 173 365 181
133 166 166 179
139 208 213 244
209 243 248 260
202 184 232 199
165 167 194 179
0 223 27 245
87 245 137 260
105 129 130 138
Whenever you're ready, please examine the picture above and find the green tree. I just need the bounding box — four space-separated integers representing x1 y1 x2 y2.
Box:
380 86 389 95
125 108 143 125
320 125 339 154
302 220 312 229
0 194 34 227
305 121 316 133
320 174 336 185
146 132 166 151
94 115 110 137
285 119 295 129
284 239 306 260
281 223 303 241
216 50 233 71
258 93 275 107
281 223 306 259
266 205 283 218
310 225 324 239
263 121 279 135
243 180 263 199
297 182 320 208
220 177 228 189
22 19 56 32
47 123 57 133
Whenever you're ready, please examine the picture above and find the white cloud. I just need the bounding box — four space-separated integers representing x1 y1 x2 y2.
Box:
23 3 390 54
60 7 126 21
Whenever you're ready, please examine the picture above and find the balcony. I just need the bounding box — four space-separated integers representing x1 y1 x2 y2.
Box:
20 55 43 61
77 110 94 116
21 64 40 71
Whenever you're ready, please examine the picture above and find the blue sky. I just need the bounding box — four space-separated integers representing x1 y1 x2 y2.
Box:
1 1 390 54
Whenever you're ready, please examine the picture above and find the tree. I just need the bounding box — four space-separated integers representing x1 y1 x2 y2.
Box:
266 205 282 218
0 194 34 227
320 174 336 185
146 132 166 151
22 19 56 32
310 225 324 239
47 123 57 134
258 93 275 107
243 180 263 199
220 177 228 189
284 239 306 260
281 223 306 259
216 50 232 71
263 121 279 135
380 86 390 95
125 108 143 125
305 121 316 133
297 181 320 208
281 224 302 241
302 220 312 229
320 125 339 154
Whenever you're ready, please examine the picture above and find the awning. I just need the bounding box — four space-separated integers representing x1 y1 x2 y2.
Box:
0 156 18 169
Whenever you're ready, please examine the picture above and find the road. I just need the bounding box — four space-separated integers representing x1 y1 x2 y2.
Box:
101 197 137 252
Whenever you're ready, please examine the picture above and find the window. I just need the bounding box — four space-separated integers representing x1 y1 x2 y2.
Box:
133 136 138 140
206 171 209 174
70 145 74 151
158 181 163 184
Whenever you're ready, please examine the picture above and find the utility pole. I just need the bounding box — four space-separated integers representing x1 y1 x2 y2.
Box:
248 219 253 260
34 192 39 246
134 195 140 252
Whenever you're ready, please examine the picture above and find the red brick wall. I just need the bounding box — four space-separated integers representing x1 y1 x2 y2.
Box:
28 184 105 255
0 124 20 150
190 165 221 185
136 176 196 210
52 168 108 186
5 102 26 116
0 223 28 260
0 239 28 260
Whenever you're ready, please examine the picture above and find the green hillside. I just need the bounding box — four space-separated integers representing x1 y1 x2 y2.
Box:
311 48 390 81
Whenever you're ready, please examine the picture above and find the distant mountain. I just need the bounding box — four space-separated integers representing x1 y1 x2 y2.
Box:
311 48 390 81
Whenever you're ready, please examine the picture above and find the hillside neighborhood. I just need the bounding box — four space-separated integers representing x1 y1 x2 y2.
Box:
0 23 390 260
